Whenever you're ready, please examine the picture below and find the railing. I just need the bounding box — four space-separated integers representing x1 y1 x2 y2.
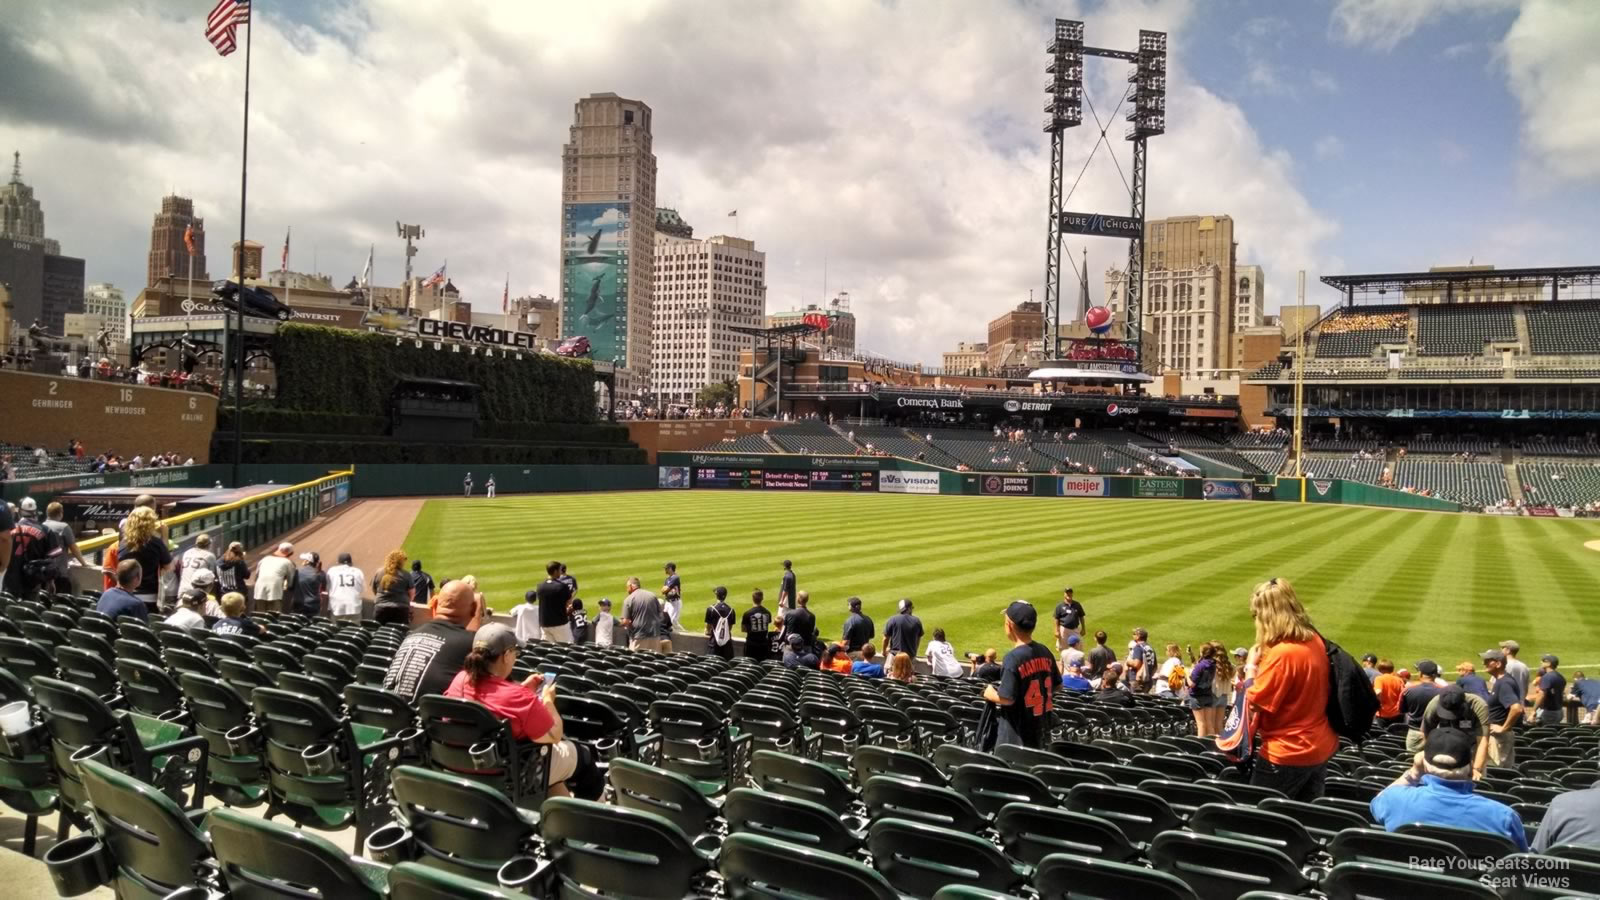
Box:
79 469 353 565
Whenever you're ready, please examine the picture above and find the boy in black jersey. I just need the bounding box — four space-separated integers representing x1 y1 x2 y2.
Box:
983 601 1060 748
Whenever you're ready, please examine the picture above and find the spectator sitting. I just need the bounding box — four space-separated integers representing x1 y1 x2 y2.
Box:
851 643 886 678
1096 664 1135 707
782 634 818 669
888 652 915 683
382 581 479 703
164 587 209 631
212 591 261 637
1533 763 1600 851
821 643 853 674
96 559 148 621
925 627 963 678
1370 726 1528 851
972 648 1003 682
442 623 602 800
1060 662 1092 692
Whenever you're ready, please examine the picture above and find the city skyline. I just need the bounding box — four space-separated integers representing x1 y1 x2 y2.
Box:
0 0 1595 364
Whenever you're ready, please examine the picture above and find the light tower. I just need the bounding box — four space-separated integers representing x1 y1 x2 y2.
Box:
396 221 424 311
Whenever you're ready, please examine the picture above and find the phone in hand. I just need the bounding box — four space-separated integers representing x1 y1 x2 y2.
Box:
543 672 558 686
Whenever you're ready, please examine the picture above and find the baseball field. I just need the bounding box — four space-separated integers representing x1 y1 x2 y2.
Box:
402 491 1600 669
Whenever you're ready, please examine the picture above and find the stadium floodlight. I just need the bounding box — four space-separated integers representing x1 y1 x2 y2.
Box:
396 221 425 311
1125 30 1167 140
1045 19 1084 133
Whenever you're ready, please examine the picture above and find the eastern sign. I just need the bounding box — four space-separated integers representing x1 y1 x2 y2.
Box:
1134 477 1183 498
1059 211 1144 239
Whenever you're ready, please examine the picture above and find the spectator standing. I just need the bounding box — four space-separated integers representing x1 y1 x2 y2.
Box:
217 541 250 596
1456 661 1492 702
1062 634 1085 668
382 581 479 702
1053 587 1085 650
781 591 817 647
1126 628 1157 693
4 498 54 600
1572 671 1600 725
619 578 660 651
1155 643 1185 698
704 586 735 659
291 552 326 617
511 591 541 643
176 533 218 598
842 597 874 654
0 500 12 587
1401 660 1445 750
96 559 147 621
252 542 297 615
593 598 615 647
325 553 365 622
119 507 173 613
372 550 414 626
442 623 600 800
1421 686 1489 779
411 560 436 606
1371 727 1527 850
1086 630 1115 680
983 602 1060 749
926 627 963 678
558 563 578 603
1373 660 1405 729
1242 578 1337 801
779 559 797 611
851 643 886 678
1500 640 1530 709
1532 654 1567 726
568 598 590 644
883 598 925 658
41 502 85 595
661 562 682 625
1481 649 1524 767
165 587 209 631
656 594 676 653
741 590 773 662
534 561 573 643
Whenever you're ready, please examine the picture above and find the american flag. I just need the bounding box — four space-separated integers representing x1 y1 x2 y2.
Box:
423 263 446 288
281 227 290 271
206 0 251 57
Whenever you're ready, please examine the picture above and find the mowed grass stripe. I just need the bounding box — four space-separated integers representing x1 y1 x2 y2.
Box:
402 491 1600 666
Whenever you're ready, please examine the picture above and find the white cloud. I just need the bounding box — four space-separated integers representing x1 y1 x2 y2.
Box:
1440 41 1480 58
1314 136 1346 160
1329 0 1518 52
1309 70 1340 93
1502 0 1600 181
0 0 1340 363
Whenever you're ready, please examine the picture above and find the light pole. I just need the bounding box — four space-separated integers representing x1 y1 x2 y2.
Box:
1293 269 1307 489
396 222 424 312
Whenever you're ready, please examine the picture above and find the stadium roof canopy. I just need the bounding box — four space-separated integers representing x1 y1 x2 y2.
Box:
1321 264 1600 302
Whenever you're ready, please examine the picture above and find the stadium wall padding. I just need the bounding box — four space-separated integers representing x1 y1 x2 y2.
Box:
1338 479 1462 512
350 464 656 496
271 323 596 423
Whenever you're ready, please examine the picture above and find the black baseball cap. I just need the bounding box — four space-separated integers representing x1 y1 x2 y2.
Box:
1004 601 1038 632
1421 725 1474 770
1415 660 1439 677
1543 654 1560 667
1361 653 1378 664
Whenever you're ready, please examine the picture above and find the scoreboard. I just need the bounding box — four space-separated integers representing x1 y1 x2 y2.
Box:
692 467 876 491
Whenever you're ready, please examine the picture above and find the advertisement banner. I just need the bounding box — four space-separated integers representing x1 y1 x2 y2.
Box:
1202 480 1251 500
1528 507 1559 518
1252 483 1275 501
980 475 1034 496
1058 475 1108 497
561 202 630 366
1134 478 1183 499
1311 480 1335 498
879 470 940 494
658 466 689 489
334 482 350 506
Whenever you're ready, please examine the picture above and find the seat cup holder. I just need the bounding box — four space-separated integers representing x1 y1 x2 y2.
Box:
362 822 415 864
224 725 262 758
300 742 339 775
395 726 424 756
42 833 113 896
68 744 110 769
468 740 502 770
498 855 543 895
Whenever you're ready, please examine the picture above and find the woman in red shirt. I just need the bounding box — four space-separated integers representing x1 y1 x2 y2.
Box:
443 623 599 798
1242 577 1338 801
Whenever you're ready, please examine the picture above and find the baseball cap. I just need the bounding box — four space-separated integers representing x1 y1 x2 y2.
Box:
787 634 804 648
277 542 293 554
1416 660 1440 677
472 623 519 657
898 598 912 613
1481 648 1506 662
1232 647 1248 658
18 497 36 513
298 552 315 563
1062 586 1073 593
1067 634 1081 646
1421 726 1475 770
598 597 611 607
179 586 208 606
1004 601 1038 632
1361 653 1378 664
1500 640 1520 653
1543 654 1559 666
190 569 217 587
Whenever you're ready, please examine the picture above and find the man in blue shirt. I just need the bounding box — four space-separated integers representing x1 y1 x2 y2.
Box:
1060 662 1092 692
96 559 148 621
1455 660 1492 702
1532 654 1567 726
851 643 886 678
1573 671 1600 725
1371 726 1528 851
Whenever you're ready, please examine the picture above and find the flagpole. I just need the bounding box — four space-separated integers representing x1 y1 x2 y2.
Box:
230 4 252 488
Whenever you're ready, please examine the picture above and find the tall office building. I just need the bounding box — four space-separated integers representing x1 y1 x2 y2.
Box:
0 152 82 334
653 225 766 404
147 194 208 287
1105 214 1239 374
559 93 657 398
0 152 56 254
83 283 128 341
1234 264 1264 330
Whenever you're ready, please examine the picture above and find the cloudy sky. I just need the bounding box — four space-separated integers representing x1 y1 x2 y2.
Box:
3 0 1596 363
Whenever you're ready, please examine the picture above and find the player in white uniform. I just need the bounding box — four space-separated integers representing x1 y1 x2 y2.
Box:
486 475 496 498
325 552 367 622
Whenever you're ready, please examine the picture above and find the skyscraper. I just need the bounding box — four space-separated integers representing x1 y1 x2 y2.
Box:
653 220 766 403
0 152 81 334
83 283 128 341
1104 214 1239 375
0 152 57 254
147 194 208 287
559 93 657 398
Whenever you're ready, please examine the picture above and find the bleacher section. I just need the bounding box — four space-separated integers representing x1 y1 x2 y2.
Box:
1227 432 1288 449
718 435 778 454
1393 459 1510 507
1518 460 1600 508
1526 300 1600 355
1239 449 1288 474
1 442 86 480
1416 305 1517 356
765 420 859 455
1304 453 1386 487
1313 306 1410 357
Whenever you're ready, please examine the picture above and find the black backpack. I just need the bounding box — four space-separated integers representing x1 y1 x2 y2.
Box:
1320 631 1379 742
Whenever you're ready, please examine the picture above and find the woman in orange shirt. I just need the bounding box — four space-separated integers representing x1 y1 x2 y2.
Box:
1242 577 1338 801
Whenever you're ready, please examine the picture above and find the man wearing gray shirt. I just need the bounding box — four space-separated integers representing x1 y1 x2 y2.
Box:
1534 784 1600 852
1501 639 1531 715
620 577 661 651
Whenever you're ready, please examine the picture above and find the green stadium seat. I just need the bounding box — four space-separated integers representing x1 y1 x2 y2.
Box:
609 757 722 842
867 817 1028 900
1321 861 1498 900
854 744 949 787
1065 781 1180 847
1034 852 1200 900
1187 802 1320 866
862 774 987 834
387 764 538 883
209 806 391 900
993 801 1139 866
177 671 268 808
1395 821 1519 863
723 786 864 856
1149 830 1312 899
750 748 856 809
538 796 714 899
720 832 899 900
77 757 211 900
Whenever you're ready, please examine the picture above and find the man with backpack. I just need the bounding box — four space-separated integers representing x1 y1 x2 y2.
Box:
704 586 735 659
5 498 59 599
1126 627 1158 693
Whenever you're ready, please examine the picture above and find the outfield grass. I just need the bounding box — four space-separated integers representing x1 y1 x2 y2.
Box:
403 491 1600 669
